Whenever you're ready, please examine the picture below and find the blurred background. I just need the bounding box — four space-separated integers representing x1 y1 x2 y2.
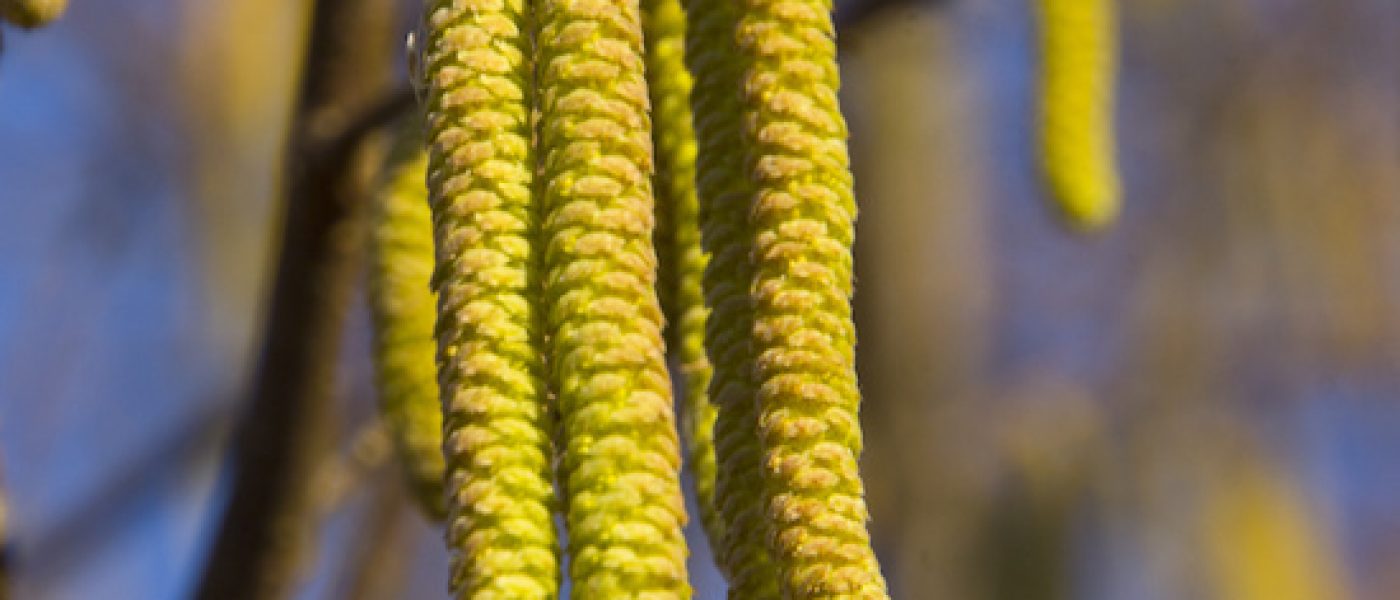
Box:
1 0 1398 598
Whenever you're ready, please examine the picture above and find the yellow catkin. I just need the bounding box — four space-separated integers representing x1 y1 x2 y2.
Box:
422 1 560 597
0 0 66 29
680 0 783 595
367 139 447 520
1204 462 1349 600
534 0 691 596
1034 0 1121 230
733 0 889 597
640 0 724 557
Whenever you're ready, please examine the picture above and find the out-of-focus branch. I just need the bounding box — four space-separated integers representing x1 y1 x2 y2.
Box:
333 478 411 600
192 0 397 598
835 0 947 31
324 87 416 161
1 474 11 600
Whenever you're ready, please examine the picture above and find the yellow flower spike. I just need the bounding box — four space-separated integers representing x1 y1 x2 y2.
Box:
367 138 447 520
680 0 783 595
422 1 560 597
733 0 889 597
640 0 724 557
0 0 66 29
1033 0 1121 231
534 0 691 596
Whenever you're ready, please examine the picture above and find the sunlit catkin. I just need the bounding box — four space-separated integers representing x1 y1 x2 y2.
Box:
0 0 66 29
367 140 446 520
681 0 783 595
734 0 889 597
535 0 691 596
1034 0 1121 230
422 1 559 597
641 0 723 556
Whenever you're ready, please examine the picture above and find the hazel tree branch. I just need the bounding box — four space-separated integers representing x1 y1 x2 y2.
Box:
193 0 397 598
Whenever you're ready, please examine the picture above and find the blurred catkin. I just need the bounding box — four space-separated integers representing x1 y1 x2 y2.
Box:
1204 458 1349 600
640 0 724 556
734 0 889 597
0 0 65 28
367 138 446 520
1034 0 1121 230
422 0 560 597
680 0 783 595
534 0 691 595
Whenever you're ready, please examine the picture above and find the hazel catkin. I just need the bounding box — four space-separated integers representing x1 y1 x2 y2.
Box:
534 0 691 596
681 0 784 595
1034 0 1121 230
0 0 66 29
733 0 889 596
367 138 446 520
422 0 561 596
641 0 724 559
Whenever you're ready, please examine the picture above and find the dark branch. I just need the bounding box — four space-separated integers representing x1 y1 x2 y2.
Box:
836 0 947 32
192 0 398 598
319 87 417 162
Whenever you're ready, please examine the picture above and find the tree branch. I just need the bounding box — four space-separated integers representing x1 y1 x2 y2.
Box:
836 0 945 31
193 0 397 598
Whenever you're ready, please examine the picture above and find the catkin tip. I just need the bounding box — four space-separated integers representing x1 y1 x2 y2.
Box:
1 0 68 29
1056 184 1120 233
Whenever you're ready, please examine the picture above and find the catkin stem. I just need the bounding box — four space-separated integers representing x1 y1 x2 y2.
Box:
680 0 784 596
534 0 691 596
423 1 560 597
733 0 889 597
640 0 724 558
1034 0 1121 230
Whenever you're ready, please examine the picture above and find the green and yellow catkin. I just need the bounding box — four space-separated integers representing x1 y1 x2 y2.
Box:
1033 0 1121 230
733 0 889 596
422 1 560 596
535 0 691 595
367 138 446 520
640 0 723 556
681 0 783 595
0 0 66 29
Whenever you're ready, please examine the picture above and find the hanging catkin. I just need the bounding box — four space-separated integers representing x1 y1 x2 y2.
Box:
681 0 783 595
422 0 560 597
733 0 889 597
0 0 65 28
1034 0 1121 230
534 0 691 596
640 0 724 556
367 138 446 520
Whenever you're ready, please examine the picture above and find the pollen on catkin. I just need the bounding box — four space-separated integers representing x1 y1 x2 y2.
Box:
367 137 447 520
0 0 65 29
733 0 889 597
680 0 783 596
422 1 560 597
640 0 724 557
534 0 691 597
1034 0 1121 231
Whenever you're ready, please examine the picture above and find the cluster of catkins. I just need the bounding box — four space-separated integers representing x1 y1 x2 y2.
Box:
367 0 1120 597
